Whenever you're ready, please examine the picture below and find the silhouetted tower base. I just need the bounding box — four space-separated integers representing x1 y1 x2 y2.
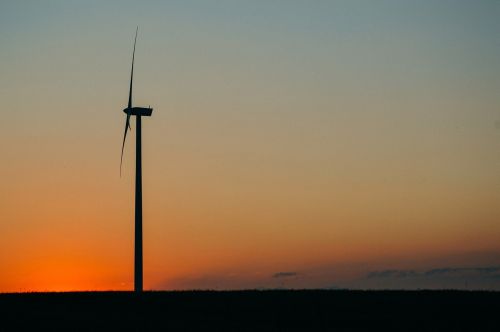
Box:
135 115 143 293
124 107 152 293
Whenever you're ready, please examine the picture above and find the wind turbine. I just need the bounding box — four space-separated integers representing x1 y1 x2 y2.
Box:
120 27 153 294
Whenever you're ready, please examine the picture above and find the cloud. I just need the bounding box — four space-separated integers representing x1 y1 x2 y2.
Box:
354 265 500 290
366 266 500 280
155 251 500 290
273 272 298 279
424 266 500 277
367 270 418 279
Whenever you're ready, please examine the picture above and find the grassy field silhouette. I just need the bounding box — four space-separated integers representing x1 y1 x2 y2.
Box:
1 290 499 331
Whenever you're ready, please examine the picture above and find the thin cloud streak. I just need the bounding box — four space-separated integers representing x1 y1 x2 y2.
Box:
273 272 298 278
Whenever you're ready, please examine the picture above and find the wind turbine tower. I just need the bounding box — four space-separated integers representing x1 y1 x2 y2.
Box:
120 27 153 293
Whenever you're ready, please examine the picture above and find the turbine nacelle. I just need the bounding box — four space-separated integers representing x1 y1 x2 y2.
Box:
123 107 153 117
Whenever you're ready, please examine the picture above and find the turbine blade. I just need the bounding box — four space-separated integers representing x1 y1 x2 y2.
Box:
120 114 131 177
128 27 138 109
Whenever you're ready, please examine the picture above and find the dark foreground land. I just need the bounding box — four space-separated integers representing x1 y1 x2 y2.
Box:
0 290 499 331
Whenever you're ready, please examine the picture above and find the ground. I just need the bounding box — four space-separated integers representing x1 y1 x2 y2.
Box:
0 290 499 331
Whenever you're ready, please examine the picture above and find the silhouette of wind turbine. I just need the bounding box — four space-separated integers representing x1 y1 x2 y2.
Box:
120 27 153 294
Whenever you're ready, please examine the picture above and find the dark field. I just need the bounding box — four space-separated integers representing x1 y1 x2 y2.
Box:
0 290 499 331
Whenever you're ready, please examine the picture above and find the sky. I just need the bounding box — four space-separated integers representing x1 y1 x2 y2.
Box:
0 0 499 292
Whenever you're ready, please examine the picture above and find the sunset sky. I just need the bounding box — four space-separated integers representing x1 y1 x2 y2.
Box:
1 1 499 292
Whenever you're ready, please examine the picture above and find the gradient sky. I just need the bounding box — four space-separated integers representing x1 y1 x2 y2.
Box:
1 0 499 292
